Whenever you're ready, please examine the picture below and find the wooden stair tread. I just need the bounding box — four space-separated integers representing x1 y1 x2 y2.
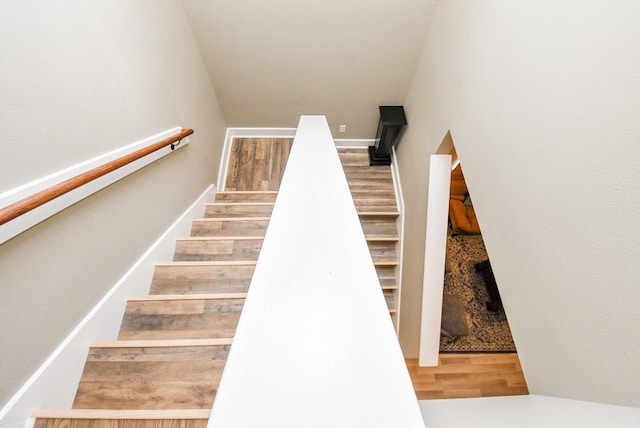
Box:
204 203 274 218
216 191 278 194
174 238 263 262
192 216 271 221
33 409 210 419
119 298 244 340
366 235 399 242
150 263 256 295
206 202 274 206
374 261 398 267
176 236 264 241
358 211 400 217
191 218 270 237
215 191 277 202
73 342 231 410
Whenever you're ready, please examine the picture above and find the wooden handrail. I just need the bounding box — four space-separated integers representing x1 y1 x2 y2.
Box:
0 128 193 227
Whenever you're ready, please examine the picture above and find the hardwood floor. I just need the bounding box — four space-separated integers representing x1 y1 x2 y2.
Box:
407 353 528 400
224 138 292 191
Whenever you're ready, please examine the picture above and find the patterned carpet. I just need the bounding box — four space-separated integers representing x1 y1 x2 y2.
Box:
440 232 516 352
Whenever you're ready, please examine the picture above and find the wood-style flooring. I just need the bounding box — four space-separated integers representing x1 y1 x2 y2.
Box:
225 138 292 191
407 353 528 399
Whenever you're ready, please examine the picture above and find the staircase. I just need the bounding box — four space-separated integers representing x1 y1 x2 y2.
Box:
338 147 401 325
33 145 402 427
33 191 275 428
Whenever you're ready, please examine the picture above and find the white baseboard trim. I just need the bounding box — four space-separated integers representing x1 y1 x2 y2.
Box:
0 127 190 245
0 184 215 428
334 139 375 148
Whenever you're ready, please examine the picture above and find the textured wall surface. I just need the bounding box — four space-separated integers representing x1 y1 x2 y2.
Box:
181 0 437 138
397 0 640 407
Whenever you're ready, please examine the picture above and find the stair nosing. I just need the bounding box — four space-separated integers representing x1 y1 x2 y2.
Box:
365 236 399 242
374 261 399 267
32 409 211 420
358 211 400 217
216 191 278 196
205 202 274 206
90 338 233 348
177 236 265 241
193 216 271 222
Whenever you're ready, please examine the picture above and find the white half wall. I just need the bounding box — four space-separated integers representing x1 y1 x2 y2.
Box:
419 154 451 366
209 116 424 427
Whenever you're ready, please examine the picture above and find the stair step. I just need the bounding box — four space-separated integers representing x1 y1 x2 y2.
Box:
349 189 397 202
337 148 370 166
33 410 209 428
215 191 277 202
128 293 248 301
358 211 400 217
347 182 395 191
374 261 398 267
360 217 399 237
384 289 396 310
353 197 398 206
367 241 398 264
366 235 399 242
150 261 256 295
342 165 392 175
119 296 245 340
204 202 274 218
174 237 263 262
73 340 230 410
191 218 270 237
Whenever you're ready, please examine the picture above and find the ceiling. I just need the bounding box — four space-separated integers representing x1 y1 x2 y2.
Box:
182 0 437 138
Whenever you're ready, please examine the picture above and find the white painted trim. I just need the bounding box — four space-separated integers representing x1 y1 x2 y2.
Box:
0 185 215 428
217 127 297 190
333 138 374 147
390 146 405 334
0 127 189 245
419 154 452 367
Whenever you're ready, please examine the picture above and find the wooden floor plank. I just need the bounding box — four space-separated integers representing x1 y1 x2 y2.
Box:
74 345 230 410
224 138 293 191
406 353 529 400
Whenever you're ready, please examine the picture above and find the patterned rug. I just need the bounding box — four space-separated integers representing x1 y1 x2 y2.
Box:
440 232 517 352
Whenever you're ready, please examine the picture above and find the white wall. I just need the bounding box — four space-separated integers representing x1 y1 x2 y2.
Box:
181 0 437 138
419 396 640 428
397 0 640 407
0 0 226 406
